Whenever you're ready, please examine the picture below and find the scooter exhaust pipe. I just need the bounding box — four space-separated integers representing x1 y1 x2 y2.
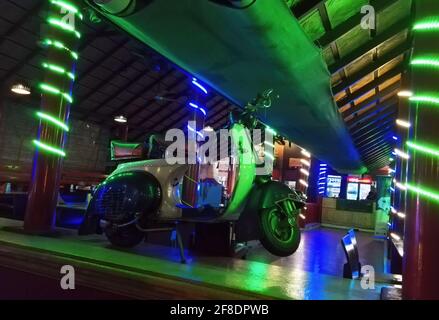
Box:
93 0 136 15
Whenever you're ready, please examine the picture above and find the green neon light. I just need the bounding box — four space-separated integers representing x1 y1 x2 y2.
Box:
36 112 69 132
42 39 78 60
40 83 60 95
413 18 439 31
409 95 439 106
411 57 439 70
50 0 83 20
40 83 73 103
406 141 439 157
405 183 439 203
47 18 81 39
33 140 66 157
225 123 256 215
42 62 75 80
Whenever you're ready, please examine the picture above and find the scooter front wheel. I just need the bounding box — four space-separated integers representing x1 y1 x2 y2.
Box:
105 224 145 248
259 207 301 257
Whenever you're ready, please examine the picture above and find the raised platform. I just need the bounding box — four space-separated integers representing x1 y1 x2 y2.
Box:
0 218 384 300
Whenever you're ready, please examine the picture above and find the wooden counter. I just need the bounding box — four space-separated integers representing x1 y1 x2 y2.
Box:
321 198 376 231
0 218 383 300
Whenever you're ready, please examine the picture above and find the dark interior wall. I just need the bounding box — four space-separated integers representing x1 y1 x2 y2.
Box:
0 98 110 173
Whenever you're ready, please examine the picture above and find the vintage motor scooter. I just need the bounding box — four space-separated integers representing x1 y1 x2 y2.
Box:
80 90 306 257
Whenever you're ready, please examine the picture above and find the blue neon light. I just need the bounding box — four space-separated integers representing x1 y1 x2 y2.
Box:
317 162 329 197
189 102 207 116
392 136 398 141
192 78 208 94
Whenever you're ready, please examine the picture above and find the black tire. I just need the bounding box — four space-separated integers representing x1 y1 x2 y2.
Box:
105 224 144 248
259 207 301 257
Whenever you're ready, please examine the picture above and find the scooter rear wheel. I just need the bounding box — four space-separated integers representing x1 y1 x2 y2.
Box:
259 207 301 257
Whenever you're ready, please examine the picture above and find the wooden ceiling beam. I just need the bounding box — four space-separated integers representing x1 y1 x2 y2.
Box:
291 0 325 20
337 65 403 108
328 17 411 74
342 82 400 118
333 41 411 93
318 0 400 48
345 96 398 127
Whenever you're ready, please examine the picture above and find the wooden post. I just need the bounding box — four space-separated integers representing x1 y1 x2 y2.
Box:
24 1 81 233
402 0 439 299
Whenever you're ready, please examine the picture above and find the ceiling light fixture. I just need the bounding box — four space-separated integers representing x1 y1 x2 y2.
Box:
114 115 127 123
11 83 31 95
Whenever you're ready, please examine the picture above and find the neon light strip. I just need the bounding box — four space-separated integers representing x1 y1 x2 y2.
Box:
191 78 208 94
394 148 410 159
301 159 310 166
394 180 408 191
301 149 311 158
405 183 439 202
43 39 78 60
406 141 439 157
188 102 207 116
299 179 308 188
396 119 411 128
413 19 439 31
396 212 406 219
33 140 66 157
50 0 83 20
409 95 439 106
47 18 81 39
40 83 73 103
300 168 309 176
411 57 439 69
36 112 69 131
42 62 75 80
